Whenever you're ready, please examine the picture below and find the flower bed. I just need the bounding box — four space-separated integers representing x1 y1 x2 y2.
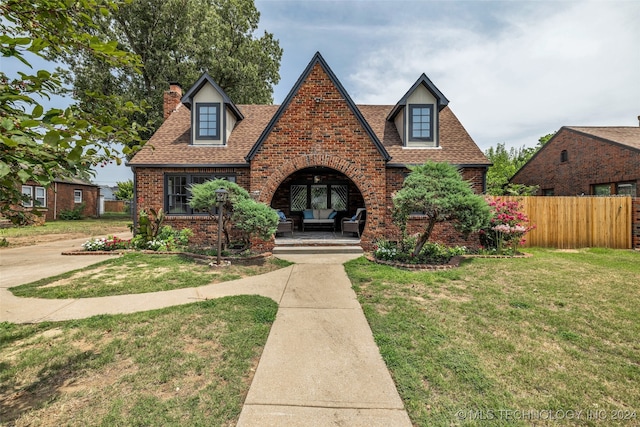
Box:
366 253 464 271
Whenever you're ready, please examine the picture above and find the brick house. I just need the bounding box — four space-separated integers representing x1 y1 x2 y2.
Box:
128 52 490 250
21 177 100 221
510 126 640 196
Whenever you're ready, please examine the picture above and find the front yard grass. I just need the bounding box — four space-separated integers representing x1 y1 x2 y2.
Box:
0 296 277 426
345 248 640 427
10 253 292 299
0 217 131 248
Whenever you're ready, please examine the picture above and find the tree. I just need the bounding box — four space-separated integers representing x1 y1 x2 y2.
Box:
62 0 283 142
485 143 535 195
232 198 279 248
392 162 491 257
485 133 556 195
188 179 278 250
114 179 134 201
0 0 145 224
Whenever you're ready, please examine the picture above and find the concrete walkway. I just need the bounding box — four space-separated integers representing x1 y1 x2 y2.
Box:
0 241 411 426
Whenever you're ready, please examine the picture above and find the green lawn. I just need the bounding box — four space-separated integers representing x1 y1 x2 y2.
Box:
10 253 292 298
345 248 640 427
0 296 277 426
0 217 131 248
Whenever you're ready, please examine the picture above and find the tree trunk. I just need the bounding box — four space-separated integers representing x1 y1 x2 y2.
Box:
412 218 437 257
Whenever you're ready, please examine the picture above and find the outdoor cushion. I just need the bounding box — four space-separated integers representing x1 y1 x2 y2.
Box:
277 210 287 222
351 214 357 221
318 208 333 219
328 211 337 219
303 209 314 219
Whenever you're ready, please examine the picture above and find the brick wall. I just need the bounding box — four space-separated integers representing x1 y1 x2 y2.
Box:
47 182 99 220
511 129 640 196
134 167 250 247
249 63 388 251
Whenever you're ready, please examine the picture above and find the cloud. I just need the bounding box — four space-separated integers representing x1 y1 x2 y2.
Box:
348 1 640 149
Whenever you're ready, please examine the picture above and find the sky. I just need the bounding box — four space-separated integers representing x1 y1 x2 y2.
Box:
4 0 640 186
257 0 640 149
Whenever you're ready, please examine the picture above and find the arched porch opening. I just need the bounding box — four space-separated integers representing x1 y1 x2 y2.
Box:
268 166 366 237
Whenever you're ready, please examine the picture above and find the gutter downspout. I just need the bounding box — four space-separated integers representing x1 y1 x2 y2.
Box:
131 166 137 235
54 182 58 220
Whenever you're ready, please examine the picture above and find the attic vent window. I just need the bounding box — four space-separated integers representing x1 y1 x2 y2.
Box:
560 150 568 163
409 104 433 141
196 103 220 139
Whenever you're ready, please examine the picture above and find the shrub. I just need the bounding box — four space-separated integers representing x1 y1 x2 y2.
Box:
480 198 534 254
59 203 85 220
189 179 278 251
392 162 490 256
374 238 467 265
130 225 192 251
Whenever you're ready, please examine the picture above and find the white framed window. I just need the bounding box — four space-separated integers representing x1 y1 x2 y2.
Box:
34 186 46 207
21 185 34 207
74 190 83 203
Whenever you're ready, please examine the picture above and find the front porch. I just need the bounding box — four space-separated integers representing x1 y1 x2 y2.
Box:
274 230 360 246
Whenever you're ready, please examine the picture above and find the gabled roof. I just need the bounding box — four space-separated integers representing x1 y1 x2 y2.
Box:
564 126 640 152
128 104 276 167
245 52 391 162
510 125 640 183
360 105 489 166
387 73 450 121
128 103 490 167
53 176 98 187
180 72 244 121
129 52 489 168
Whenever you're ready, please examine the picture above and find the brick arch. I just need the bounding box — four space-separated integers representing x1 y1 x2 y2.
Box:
256 153 383 246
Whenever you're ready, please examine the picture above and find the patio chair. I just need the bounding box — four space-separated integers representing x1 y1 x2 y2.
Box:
276 214 294 237
341 208 366 237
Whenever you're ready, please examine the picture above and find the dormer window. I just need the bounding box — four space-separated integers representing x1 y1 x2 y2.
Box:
180 72 244 146
387 74 449 148
409 104 433 141
196 103 220 139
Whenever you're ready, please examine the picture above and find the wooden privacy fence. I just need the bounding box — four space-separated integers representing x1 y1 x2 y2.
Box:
499 196 633 249
103 200 127 213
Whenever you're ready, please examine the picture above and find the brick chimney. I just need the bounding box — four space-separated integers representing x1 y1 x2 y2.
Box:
163 82 182 120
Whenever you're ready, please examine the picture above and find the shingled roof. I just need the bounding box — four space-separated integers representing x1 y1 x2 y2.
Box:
128 101 489 167
564 126 640 151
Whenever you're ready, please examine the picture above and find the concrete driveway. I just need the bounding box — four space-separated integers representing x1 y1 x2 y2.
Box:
0 236 129 289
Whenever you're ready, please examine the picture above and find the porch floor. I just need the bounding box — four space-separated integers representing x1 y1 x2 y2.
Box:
275 230 360 246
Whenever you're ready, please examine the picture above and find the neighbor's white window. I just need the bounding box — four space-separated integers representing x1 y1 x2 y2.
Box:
74 190 83 203
35 186 46 207
21 185 33 207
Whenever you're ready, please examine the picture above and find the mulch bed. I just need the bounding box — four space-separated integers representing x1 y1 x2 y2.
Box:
366 252 532 271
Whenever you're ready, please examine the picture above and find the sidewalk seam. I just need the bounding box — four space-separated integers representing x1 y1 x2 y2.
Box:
32 299 78 323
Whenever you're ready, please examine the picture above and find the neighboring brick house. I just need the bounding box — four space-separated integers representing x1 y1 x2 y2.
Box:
128 52 490 250
510 126 640 196
21 177 100 221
